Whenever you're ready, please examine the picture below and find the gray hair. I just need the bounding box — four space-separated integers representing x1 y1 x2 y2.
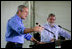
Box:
16 5 27 14
47 13 56 19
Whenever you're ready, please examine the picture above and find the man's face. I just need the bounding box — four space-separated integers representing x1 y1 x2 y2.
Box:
47 16 56 24
19 7 28 19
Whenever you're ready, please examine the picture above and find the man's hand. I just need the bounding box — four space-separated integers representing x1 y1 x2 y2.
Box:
33 26 44 32
37 42 46 44
30 37 41 44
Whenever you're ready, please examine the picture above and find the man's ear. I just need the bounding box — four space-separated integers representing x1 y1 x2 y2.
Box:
18 10 21 14
47 18 48 21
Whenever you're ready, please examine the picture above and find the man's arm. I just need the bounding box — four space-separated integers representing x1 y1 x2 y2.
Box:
24 33 45 44
58 27 71 40
30 37 46 44
24 33 40 44
9 19 44 34
30 37 39 44
24 26 44 34
24 28 34 34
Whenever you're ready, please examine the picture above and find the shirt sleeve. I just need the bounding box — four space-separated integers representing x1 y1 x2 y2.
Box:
8 19 25 35
58 27 71 40
24 33 32 40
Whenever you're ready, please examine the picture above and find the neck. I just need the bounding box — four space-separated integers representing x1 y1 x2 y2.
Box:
48 22 54 27
17 14 22 18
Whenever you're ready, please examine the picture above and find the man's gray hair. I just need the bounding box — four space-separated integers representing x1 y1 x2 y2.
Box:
47 13 56 19
16 5 27 14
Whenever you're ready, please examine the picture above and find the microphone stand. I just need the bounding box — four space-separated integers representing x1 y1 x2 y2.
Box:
58 25 71 32
58 25 71 47
44 28 56 41
44 26 61 48
36 23 56 48
44 28 57 48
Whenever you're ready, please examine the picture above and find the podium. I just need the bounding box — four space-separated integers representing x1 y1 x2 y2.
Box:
61 40 72 48
29 40 71 48
30 33 71 48
30 42 55 48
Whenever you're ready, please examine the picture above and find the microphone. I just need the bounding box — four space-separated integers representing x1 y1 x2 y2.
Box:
58 25 62 28
36 23 41 27
36 22 54 34
36 22 56 40
58 25 71 32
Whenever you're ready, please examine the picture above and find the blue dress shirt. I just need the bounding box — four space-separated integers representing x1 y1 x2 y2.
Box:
5 14 32 44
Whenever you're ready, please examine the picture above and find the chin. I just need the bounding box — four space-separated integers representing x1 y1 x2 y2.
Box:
22 18 25 20
21 17 25 19
21 17 26 19
23 18 26 20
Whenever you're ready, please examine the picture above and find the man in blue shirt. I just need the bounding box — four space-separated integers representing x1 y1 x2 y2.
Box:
5 5 44 48
41 13 71 43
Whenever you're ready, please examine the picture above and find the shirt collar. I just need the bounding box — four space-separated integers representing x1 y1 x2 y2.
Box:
15 14 23 22
46 22 56 28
